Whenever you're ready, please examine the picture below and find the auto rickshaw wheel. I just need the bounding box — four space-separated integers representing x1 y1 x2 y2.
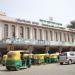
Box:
27 65 31 68
60 62 63 65
6 66 11 71
2 64 5 66
15 65 20 71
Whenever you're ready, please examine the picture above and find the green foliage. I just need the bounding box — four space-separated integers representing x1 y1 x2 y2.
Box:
67 24 75 29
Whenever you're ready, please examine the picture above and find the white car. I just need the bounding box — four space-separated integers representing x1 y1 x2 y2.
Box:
59 51 75 65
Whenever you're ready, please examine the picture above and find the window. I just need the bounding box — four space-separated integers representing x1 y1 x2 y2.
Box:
39 29 42 40
12 25 15 38
34 28 37 40
64 33 66 42
4 24 8 39
20 26 23 38
55 32 58 41
44 30 48 40
60 32 62 41
71 33 74 42
68 33 70 42
50 31 53 41
70 53 74 56
27 27 30 39
60 53 67 56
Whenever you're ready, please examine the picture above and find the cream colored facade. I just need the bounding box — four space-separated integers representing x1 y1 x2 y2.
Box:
1 21 75 42
0 11 75 53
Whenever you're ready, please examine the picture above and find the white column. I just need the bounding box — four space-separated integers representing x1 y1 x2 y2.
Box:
15 24 19 38
45 46 49 53
48 30 50 41
0 22 3 40
61 32 64 41
23 26 26 39
42 29 45 40
8 25 12 38
30 27 33 40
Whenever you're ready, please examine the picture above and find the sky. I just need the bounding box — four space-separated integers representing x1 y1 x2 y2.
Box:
0 0 75 26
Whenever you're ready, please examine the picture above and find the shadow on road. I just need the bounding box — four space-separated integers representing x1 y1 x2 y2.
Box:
0 69 12 72
0 68 27 72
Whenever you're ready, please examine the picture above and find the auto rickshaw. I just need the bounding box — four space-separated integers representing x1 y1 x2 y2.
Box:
2 54 7 66
6 50 31 71
28 54 33 65
44 54 49 63
50 53 59 63
23 54 32 68
37 54 45 64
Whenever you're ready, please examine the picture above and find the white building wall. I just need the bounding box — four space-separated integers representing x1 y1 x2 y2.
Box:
30 27 33 40
23 26 26 39
0 22 4 40
0 20 75 44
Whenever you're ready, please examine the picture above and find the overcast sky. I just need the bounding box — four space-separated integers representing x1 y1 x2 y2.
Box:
0 0 75 26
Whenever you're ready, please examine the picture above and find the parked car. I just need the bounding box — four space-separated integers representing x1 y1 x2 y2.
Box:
59 51 75 65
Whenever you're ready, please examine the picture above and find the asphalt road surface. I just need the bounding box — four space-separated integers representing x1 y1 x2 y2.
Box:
0 63 75 75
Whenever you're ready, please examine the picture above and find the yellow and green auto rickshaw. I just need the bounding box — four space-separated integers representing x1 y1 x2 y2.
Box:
2 54 7 66
36 54 45 64
50 53 59 63
6 50 31 71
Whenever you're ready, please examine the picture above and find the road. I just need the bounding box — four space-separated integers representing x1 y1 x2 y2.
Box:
0 63 75 75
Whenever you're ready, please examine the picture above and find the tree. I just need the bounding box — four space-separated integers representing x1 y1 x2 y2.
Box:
67 20 75 29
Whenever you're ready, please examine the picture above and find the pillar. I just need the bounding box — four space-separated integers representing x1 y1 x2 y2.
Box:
7 44 11 51
70 47 73 51
45 46 49 53
7 44 14 51
24 26 26 39
15 25 19 38
8 25 12 38
59 46 62 53
28 45 33 53
30 27 33 40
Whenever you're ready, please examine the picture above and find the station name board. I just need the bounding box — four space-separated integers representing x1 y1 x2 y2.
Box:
39 19 62 27
16 19 31 24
